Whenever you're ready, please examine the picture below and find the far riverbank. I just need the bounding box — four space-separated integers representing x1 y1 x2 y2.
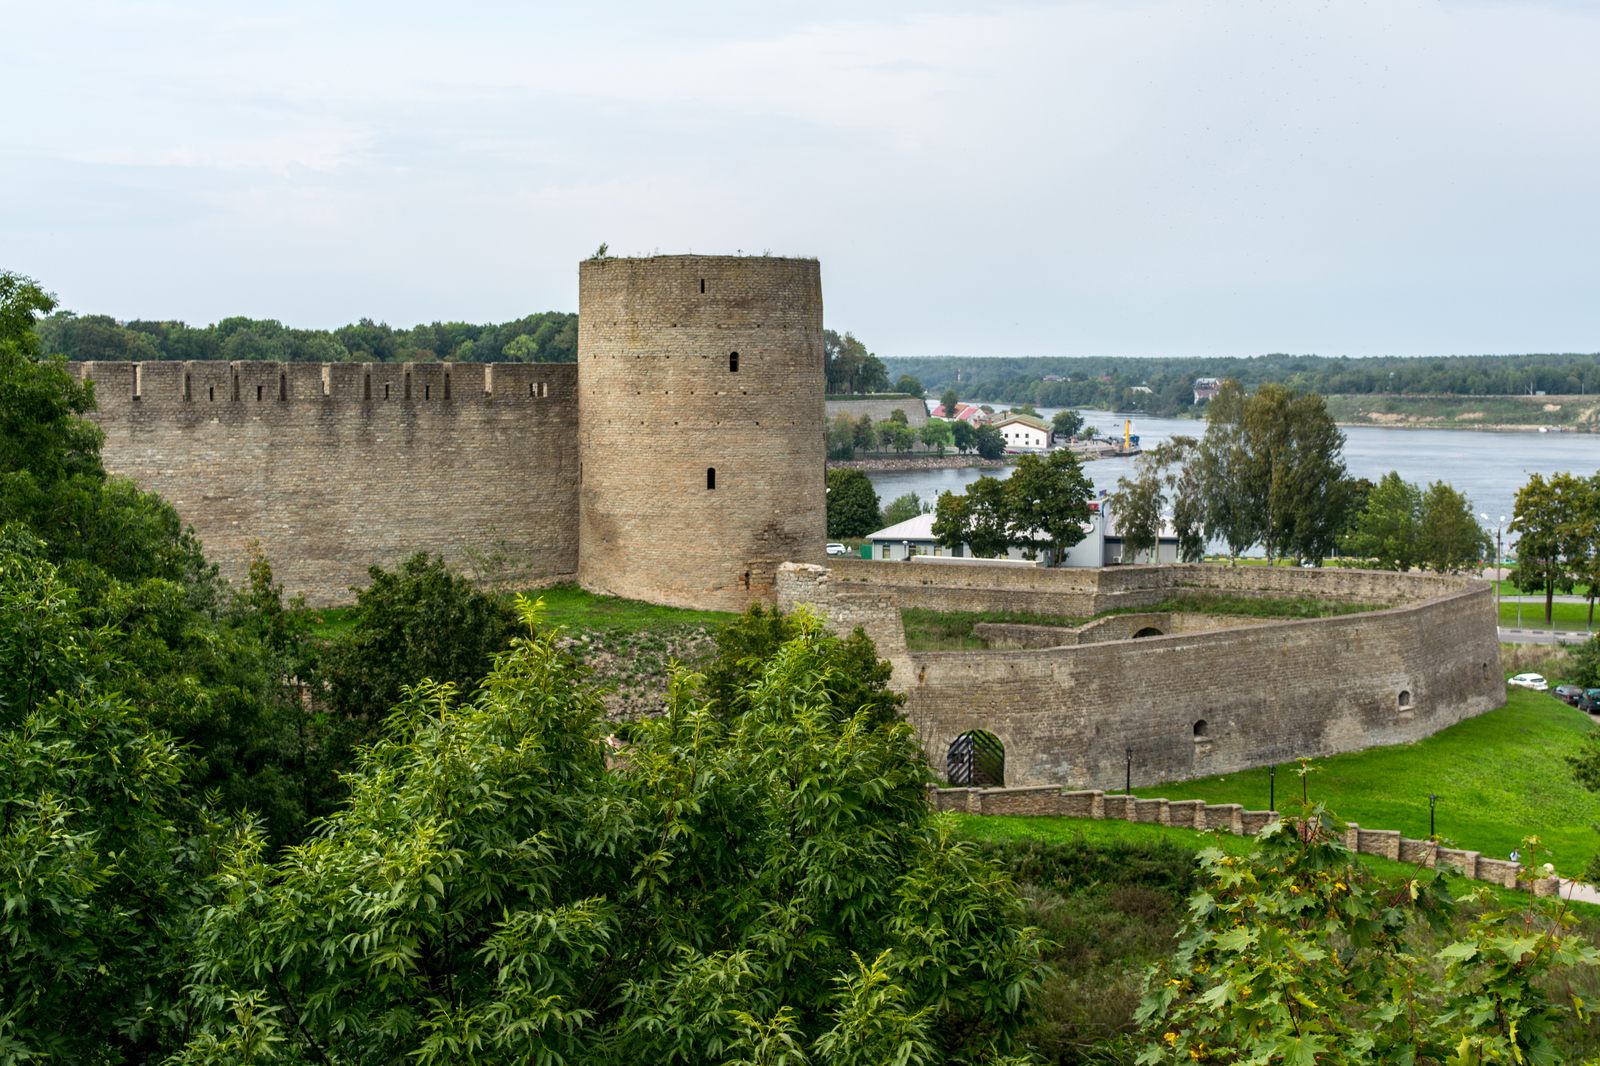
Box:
828 455 1013 472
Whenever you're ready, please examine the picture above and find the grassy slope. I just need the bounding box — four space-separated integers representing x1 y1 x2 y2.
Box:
1115 687 1600 870
1322 392 1600 427
949 813 1596 915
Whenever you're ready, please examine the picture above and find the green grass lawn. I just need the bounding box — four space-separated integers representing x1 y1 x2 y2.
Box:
300 583 739 641
1498 597 1600 629
1109 687 1600 871
521 583 738 636
948 812 1597 914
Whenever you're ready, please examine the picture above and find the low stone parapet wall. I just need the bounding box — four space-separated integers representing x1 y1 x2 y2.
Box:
932 785 1561 895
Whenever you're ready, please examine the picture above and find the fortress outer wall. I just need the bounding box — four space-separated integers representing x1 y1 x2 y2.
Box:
71 360 579 607
578 255 826 612
780 562 1505 789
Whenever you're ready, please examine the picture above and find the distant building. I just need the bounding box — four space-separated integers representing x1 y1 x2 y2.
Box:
865 500 1180 565
992 414 1052 451
1129 386 1153 395
937 402 990 425
1193 377 1221 405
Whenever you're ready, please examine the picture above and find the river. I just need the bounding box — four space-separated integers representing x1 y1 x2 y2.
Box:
862 408 1600 550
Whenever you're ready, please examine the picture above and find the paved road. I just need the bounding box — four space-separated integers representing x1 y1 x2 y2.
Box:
1499 627 1592 645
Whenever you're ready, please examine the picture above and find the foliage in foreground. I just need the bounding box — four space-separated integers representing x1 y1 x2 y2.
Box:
1135 773 1598 1066
175 601 1045 1064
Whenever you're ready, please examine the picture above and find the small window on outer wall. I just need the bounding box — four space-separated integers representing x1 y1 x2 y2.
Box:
706 467 716 490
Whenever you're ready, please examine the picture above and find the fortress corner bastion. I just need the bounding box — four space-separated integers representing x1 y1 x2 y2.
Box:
69 254 826 610
778 560 1505 789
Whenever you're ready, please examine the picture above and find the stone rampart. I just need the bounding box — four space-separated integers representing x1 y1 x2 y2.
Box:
780 561 1504 790
927 787 1555 894
73 360 580 606
823 557 1459 619
823 396 929 428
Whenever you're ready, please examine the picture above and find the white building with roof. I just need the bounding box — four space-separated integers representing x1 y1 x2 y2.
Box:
864 499 1181 565
991 414 1052 451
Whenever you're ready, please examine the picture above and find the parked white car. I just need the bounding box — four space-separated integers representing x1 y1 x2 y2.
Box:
1508 673 1549 691
826 543 848 556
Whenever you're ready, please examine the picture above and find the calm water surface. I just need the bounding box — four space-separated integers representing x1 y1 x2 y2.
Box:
864 408 1600 549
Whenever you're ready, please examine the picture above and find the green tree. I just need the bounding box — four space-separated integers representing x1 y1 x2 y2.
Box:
951 418 976 454
938 387 959 417
701 603 904 729
894 374 925 399
1006 449 1094 566
1418 480 1492 574
852 412 876 452
176 600 1046 1064
1510 472 1588 625
318 553 518 726
1137 780 1596 1066
1050 409 1084 439
1240 382 1351 563
918 419 952 456
1180 380 1351 564
0 538 223 1064
888 422 916 455
931 477 1012 558
881 491 931 528
1106 465 1165 564
973 423 1005 460
826 411 856 460
826 468 881 538
825 330 889 394
1343 471 1422 570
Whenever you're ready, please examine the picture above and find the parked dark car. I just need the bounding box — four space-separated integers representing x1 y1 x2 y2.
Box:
1554 684 1586 706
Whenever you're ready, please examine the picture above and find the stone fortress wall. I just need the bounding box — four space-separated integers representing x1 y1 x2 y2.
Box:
71 359 581 606
778 560 1505 791
69 255 825 611
823 396 929 428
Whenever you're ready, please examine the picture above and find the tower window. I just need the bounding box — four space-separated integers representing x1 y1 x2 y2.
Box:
184 373 191 401
208 386 214 401
1193 719 1208 738
279 373 286 401
425 384 430 400
729 351 739 372
706 467 716 490
700 278 705 293
385 383 390 399
256 385 263 402
364 374 371 400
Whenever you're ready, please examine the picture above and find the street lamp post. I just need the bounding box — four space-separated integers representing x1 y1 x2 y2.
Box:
1269 764 1276 813
1429 793 1437 838
1125 748 1133 796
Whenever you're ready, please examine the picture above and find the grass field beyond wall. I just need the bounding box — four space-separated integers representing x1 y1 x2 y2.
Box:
1114 686 1600 870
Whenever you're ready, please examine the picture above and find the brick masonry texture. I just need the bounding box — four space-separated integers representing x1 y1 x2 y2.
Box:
578 255 825 612
72 360 579 607
69 255 826 612
925 786 1554 894
973 612 1273 649
779 560 1505 792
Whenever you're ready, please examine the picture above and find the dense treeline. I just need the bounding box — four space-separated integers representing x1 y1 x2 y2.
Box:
886 352 1600 417
34 309 579 363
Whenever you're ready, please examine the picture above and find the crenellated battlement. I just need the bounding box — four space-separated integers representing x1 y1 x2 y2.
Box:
70 361 575 411
72 359 583 606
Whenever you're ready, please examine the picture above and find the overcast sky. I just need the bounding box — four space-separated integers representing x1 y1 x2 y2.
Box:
3 0 1598 360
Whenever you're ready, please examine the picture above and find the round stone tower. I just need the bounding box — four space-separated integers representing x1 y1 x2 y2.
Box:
577 254 825 612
